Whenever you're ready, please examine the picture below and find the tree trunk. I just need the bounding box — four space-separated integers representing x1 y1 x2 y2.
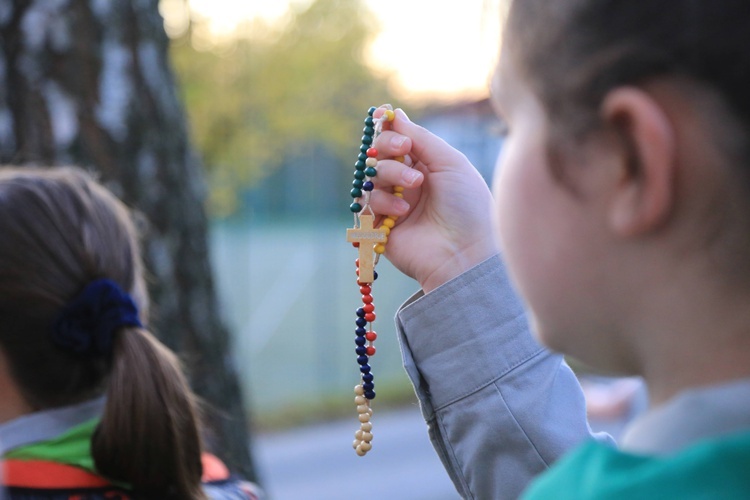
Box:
0 0 257 481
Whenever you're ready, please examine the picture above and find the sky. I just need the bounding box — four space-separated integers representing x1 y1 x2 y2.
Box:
163 0 505 102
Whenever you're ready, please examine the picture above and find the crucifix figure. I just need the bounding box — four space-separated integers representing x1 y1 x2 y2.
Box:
347 214 386 283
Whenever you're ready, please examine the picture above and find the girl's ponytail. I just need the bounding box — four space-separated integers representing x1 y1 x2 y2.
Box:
91 327 206 500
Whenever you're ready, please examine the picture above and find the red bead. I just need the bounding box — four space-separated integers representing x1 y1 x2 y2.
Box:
356 269 360 276
361 294 373 304
366 346 376 356
359 285 371 295
366 147 378 158
357 280 366 286
355 258 360 267
366 331 377 341
363 303 374 313
365 312 376 322
352 242 360 248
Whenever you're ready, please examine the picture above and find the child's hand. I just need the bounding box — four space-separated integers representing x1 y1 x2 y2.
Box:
370 108 499 293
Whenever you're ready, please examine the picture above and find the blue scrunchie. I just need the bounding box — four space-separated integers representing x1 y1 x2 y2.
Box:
52 279 143 356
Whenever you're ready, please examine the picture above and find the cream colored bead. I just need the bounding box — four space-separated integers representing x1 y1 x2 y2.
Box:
354 395 366 405
357 404 369 414
358 413 370 423
356 446 367 457
359 441 373 452
355 429 364 440
365 157 377 167
362 431 373 442
360 422 373 432
354 385 364 396
353 439 361 450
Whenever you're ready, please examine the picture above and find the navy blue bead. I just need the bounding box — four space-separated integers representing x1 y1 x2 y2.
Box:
356 307 366 317
357 355 369 365
360 364 371 373
352 179 364 189
355 160 366 170
355 327 367 336
368 106 377 116
362 372 374 383
356 317 367 327
360 144 370 154
364 167 377 177
355 336 367 346
363 382 375 391
363 126 375 136
355 346 367 355
358 152 368 161
361 135 373 145
364 390 376 400
362 181 374 192
373 271 378 280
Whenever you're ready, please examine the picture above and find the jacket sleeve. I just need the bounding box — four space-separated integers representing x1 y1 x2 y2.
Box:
395 255 613 499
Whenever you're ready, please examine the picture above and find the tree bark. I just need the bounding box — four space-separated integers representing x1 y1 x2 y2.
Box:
0 0 257 481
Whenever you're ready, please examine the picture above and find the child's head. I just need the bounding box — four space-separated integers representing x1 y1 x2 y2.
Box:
0 167 205 499
492 0 750 381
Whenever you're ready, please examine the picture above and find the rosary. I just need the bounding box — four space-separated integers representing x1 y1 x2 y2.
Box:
346 105 404 456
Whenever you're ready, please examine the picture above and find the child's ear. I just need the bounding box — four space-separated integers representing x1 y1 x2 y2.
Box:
601 87 677 237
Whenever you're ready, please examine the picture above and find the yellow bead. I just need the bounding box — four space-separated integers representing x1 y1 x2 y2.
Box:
366 157 377 167
393 192 404 198
381 226 390 236
385 109 395 121
382 218 395 228
393 186 404 193
374 244 386 254
358 413 370 423
394 156 405 163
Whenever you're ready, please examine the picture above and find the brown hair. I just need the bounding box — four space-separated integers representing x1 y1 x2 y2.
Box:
506 0 750 159
0 167 206 499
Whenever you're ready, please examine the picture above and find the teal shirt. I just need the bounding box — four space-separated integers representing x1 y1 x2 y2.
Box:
524 430 750 499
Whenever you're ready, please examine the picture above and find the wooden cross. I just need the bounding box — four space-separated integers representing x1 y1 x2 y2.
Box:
347 214 386 283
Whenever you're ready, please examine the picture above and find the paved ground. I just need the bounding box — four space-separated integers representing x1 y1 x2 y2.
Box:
254 402 634 500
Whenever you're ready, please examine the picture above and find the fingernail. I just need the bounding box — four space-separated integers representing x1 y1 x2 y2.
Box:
395 198 409 212
391 135 407 148
396 108 410 121
402 168 422 186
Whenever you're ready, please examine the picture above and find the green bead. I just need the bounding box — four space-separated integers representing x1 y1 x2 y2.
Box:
355 160 366 170
350 202 362 213
361 135 373 145
353 179 364 189
364 116 374 127
368 106 377 116
363 126 375 136
358 152 368 161
351 188 363 198
354 170 366 180
360 144 370 154
364 167 377 177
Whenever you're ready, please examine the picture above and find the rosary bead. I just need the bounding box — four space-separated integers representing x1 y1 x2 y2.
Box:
355 336 366 346
359 364 371 374
362 303 374 313
356 317 367 327
361 135 373 145
366 346 376 356
360 144 369 154
373 270 378 280
365 312 376 322
354 385 365 395
350 202 362 213
358 412 371 423
374 244 386 254
394 156 405 163
351 188 362 198
355 447 367 457
357 355 369 365
363 126 375 136
365 390 376 400
352 179 364 189
363 181 374 192
354 170 366 180
361 431 373 442
381 226 391 236
359 285 371 295
365 157 377 167
357 404 369 414
361 294 373 304
355 430 364 441
363 381 375 391
356 307 366 317
385 109 395 121
364 166 377 177
356 327 366 336
368 106 377 116
364 116 374 127
355 160 366 170
366 147 378 158
365 331 377 341
393 192 404 198
382 217 396 228
362 372 374 383
356 345 367 355
355 395 366 405
360 422 373 432
353 439 361 450
359 441 373 452
393 185 404 193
